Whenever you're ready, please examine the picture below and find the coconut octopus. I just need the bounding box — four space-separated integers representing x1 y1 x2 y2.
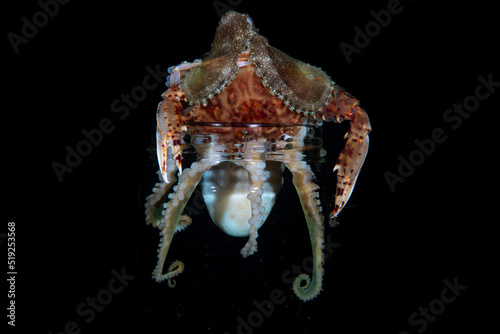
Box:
145 11 371 301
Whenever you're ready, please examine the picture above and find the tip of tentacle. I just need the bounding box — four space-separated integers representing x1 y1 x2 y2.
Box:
240 229 259 257
167 260 185 287
175 215 192 233
153 260 185 288
292 273 322 302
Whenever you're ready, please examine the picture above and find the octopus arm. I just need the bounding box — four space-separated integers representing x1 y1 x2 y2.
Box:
152 160 215 286
287 161 325 301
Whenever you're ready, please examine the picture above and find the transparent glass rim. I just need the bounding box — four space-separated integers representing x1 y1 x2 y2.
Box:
185 121 315 128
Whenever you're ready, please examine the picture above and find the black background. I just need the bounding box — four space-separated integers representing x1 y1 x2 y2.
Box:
3 1 497 333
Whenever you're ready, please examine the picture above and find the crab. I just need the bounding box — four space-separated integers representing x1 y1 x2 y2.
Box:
145 11 371 301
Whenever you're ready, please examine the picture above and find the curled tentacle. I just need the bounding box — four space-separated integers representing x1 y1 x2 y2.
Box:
287 161 325 301
175 215 192 233
293 273 312 295
153 160 216 284
166 260 185 288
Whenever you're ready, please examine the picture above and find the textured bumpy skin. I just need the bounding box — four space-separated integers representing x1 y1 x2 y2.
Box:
146 10 371 303
180 12 256 104
250 35 333 114
180 11 333 115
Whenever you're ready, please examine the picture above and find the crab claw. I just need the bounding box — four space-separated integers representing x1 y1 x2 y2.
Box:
331 104 371 218
156 88 187 183
317 87 371 219
332 133 369 218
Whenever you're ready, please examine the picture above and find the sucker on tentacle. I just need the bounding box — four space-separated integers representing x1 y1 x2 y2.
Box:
145 181 172 228
240 159 267 257
287 161 325 301
165 260 184 288
152 160 216 284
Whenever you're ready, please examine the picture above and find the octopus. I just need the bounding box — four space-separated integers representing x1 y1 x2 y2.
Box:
145 11 371 301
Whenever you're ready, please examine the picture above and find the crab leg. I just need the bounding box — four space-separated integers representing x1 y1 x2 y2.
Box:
157 87 187 183
153 160 215 286
286 161 325 301
166 60 203 87
318 86 371 219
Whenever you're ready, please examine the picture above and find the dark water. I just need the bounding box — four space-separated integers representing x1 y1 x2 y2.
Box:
5 1 496 333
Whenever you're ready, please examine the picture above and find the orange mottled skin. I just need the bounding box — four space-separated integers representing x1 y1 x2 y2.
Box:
184 65 307 143
160 63 370 217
